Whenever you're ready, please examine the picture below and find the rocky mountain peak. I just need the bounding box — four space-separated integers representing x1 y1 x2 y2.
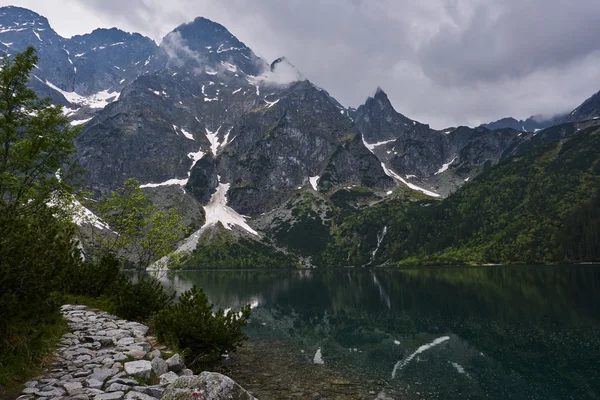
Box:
564 89 600 123
0 5 49 28
160 16 265 76
354 87 416 143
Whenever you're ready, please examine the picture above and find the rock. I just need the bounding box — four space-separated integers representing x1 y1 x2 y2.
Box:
148 350 161 360
151 357 168 376
113 353 128 362
85 336 115 346
107 383 131 392
116 337 135 346
159 371 179 385
90 367 119 383
74 370 93 378
161 373 256 400
23 381 38 388
94 391 125 400
165 354 184 372
135 342 152 352
124 360 153 380
35 387 66 397
125 391 158 400
71 395 91 400
132 386 165 398
85 378 104 389
104 329 132 339
21 388 38 395
126 349 147 359
63 381 84 395
180 369 194 376
106 377 139 387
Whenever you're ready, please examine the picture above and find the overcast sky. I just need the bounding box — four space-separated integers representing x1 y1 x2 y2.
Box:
7 0 600 128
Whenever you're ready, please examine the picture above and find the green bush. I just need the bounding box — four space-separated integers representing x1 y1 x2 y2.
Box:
63 254 122 298
108 276 175 321
152 286 251 368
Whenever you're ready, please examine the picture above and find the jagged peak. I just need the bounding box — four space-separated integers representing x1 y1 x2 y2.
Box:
374 86 386 97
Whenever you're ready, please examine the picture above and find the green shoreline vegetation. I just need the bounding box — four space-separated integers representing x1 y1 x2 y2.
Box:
0 48 250 397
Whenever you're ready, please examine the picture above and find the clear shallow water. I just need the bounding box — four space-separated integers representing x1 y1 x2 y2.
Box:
152 266 600 400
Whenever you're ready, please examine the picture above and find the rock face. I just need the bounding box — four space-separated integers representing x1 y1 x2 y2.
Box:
17 305 254 400
161 373 257 400
563 89 600 123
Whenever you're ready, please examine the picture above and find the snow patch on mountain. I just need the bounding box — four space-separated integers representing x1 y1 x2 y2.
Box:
140 178 188 188
205 125 222 155
173 125 194 141
309 176 320 191
70 118 92 126
362 138 396 152
435 157 457 175
202 179 258 236
264 98 280 108
38 78 120 109
362 135 440 197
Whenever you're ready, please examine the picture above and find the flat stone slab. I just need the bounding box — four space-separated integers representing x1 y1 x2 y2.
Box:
124 360 153 380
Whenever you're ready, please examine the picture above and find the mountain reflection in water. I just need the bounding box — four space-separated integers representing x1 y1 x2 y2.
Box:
146 266 600 400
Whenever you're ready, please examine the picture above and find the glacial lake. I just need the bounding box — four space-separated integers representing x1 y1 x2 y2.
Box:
151 266 600 400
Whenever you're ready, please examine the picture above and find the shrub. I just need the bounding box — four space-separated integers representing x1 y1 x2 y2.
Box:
63 254 122 298
62 255 174 321
152 286 251 368
108 276 175 321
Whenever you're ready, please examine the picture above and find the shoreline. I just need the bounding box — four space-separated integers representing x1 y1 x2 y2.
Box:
17 305 255 400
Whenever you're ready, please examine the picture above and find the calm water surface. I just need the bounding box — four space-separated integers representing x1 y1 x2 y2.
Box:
152 266 600 400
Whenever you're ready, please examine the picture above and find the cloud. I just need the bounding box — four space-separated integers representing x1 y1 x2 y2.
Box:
8 0 600 128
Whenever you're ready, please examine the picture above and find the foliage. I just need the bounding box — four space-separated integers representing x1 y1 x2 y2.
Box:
266 127 600 266
62 254 175 321
91 178 187 269
0 312 68 398
152 285 251 367
182 226 298 269
317 127 600 266
108 276 175 321
0 47 80 395
0 47 78 217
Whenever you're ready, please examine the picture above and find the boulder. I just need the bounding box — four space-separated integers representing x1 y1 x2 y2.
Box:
159 371 179 385
151 357 168 376
165 354 184 372
95 391 125 400
124 360 153 380
161 373 256 400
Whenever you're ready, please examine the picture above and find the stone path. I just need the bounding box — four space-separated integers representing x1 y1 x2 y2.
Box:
17 305 193 400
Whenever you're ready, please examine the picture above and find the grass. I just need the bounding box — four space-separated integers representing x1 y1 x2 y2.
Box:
0 313 69 399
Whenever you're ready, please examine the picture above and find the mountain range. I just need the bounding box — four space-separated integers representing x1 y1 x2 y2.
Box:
2 5 600 267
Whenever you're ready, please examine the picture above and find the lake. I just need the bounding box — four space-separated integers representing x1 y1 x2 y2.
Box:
152 266 600 400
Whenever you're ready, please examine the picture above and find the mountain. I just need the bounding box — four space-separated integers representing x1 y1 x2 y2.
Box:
319 121 600 266
4 5 600 267
563 89 600 123
481 114 567 132
0 6 158 120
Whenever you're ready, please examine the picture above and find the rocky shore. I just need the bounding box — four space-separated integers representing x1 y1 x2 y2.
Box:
17 305 255 400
